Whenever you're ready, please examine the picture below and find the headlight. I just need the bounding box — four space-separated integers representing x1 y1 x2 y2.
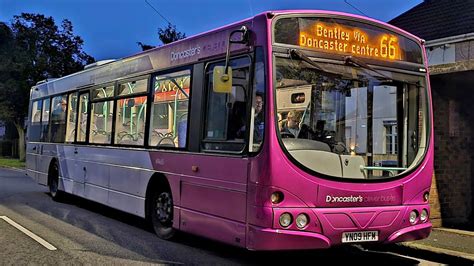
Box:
271 191 284 204
420 209 428 222
296 214 309 229
279 213 292 227
423 192 429 202
409 210 418 225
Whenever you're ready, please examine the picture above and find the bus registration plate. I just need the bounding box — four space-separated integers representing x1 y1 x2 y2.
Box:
342 231 378 243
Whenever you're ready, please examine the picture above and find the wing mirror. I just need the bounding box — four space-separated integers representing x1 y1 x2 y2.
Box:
213 26 249 93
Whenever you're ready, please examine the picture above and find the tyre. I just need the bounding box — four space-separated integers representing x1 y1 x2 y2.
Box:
150 188 175 239
48 161 64 201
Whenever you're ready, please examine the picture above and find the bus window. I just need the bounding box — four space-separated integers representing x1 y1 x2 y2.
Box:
92 85 114 100
115 95 147 145
118 79 147 96
250 48 266 152
50 94 67 143
203 57 250 152
41 98 50 142
77 93 89 142
29 100 42 142
89 100 114 144
65 93 78 142
149 69 191 148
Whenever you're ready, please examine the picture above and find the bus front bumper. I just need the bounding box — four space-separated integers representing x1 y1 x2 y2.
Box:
246 222 432 250
247 225 331 250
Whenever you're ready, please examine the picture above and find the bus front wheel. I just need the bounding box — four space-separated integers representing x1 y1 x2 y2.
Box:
150 189 175 239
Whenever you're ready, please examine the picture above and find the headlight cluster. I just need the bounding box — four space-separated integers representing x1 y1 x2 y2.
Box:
279 213 309 229
409 209 429 225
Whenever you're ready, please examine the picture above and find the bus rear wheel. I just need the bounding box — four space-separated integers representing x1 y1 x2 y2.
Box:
48 162 63 201
150 189 175 239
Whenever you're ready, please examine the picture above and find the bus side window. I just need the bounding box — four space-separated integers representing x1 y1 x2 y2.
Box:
50 94 67 143
89 100 114 144
202 56 250 152
115 95 147 146
114 78 148 146
41 98 51 142
77 93 89 142
149 69 191 148
65 93 78 142
29 100 43 142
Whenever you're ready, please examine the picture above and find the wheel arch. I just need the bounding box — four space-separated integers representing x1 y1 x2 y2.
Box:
145 172 175 222
47 157 59 186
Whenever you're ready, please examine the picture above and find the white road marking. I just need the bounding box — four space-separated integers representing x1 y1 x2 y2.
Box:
0 216 57 251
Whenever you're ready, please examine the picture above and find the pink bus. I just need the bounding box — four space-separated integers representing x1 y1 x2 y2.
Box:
26 10 433 250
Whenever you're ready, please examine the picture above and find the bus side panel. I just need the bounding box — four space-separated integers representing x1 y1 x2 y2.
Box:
150 152 249 246
37 143 56 186
73 146 154 217
108 166 152 217
25 142 39 182
58 145 81 195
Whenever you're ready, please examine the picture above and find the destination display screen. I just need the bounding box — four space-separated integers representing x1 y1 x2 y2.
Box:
274 17 423 64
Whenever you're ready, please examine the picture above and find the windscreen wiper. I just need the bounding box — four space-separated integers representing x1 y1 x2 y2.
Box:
344 56 423 87
289 49 344 79
344 56 393 82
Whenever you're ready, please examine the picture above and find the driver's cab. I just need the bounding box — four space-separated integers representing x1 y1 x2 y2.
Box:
276 82 367 179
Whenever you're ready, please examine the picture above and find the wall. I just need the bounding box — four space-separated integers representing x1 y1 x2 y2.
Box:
431 73 474 227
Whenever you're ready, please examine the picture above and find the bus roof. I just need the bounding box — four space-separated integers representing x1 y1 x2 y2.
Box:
31 10 423 99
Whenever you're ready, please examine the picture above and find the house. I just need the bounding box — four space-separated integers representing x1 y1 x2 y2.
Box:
390 0 474 229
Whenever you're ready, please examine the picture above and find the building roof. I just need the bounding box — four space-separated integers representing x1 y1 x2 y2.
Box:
389 0 474 41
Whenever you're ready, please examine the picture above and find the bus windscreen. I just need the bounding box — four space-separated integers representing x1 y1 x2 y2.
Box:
274 17 423 64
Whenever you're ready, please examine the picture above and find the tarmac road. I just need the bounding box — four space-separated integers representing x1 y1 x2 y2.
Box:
0 167 467 265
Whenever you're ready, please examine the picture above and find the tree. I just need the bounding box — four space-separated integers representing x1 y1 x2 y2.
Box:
158 23 186 45
136 23 185 51
0 13 94 161
137 41 155 51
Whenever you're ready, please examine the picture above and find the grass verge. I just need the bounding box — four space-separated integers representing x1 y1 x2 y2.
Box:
0 157 25 169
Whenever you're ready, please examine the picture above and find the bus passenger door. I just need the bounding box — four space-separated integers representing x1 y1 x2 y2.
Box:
70 92 90 198
182 57 252 247
26 99 43 181
26 143 40 181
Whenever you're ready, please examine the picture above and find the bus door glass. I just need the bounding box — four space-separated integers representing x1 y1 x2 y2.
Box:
203 56 251 152
77 92 89 142
66 93 78 142
40 98 51 142
26 99 43 179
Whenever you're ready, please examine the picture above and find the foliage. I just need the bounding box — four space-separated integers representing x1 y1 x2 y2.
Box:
158 23 186 45
0 13 94 160
137 23 185 51
137 41 155 51
0 13 94 125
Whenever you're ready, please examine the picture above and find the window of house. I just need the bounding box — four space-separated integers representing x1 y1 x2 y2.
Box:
385 122 398 154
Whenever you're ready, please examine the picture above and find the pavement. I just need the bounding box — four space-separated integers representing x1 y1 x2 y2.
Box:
396 227 474 263
1 166 473 263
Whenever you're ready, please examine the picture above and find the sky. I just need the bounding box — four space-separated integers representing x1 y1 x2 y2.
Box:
0 0 422 61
